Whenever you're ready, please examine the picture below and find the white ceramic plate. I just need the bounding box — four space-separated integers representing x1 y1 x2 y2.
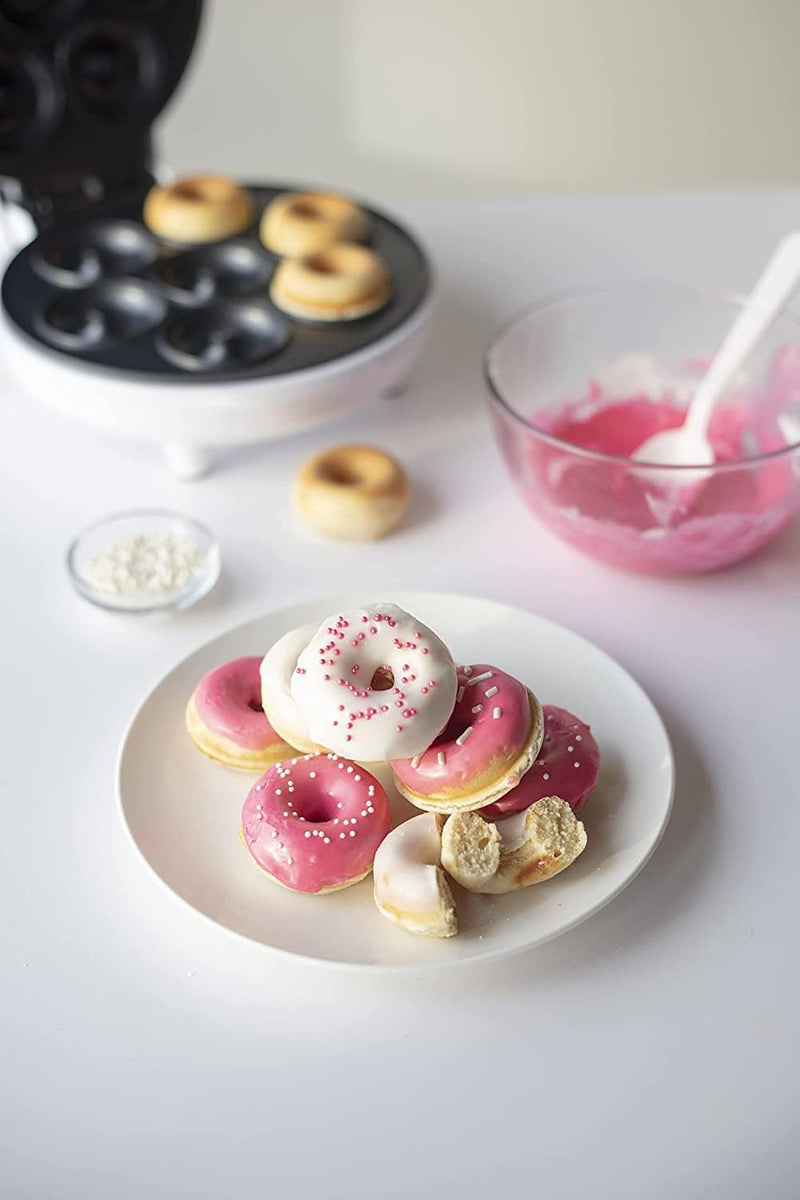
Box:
118 592 674 970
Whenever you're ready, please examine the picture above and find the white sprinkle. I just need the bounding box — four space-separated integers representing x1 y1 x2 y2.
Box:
467 671 493 687
485 686 498 698
437 750 446 766
346 766 353 774
323 837 330 844
463 666 473 676
282 811 289 817
275 789 281 796
456 726 472 745
457 686 465 703
338 763 344 770
286 857 293 865
361 810 368 816
493 706 502 719
411 755 421 769
471 704 483 714
291 758 298 765
543 773 550 780
271 831 278 839
568 745 574 752
349 830 356 838
309 771 317 779
304 831 311 838
368 786 375 797
257 813 264 820
275 842 283 849
337 802 343 808
574 762 580 768
256 803 262 810
333 818 339 824
576 735 582 742
339 833 346 839
354 774 361 782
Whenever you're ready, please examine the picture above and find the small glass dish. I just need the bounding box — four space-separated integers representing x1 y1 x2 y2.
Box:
67 510 221 613
485 281 800 573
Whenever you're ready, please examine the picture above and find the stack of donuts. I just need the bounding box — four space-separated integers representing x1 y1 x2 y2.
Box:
144 174 391 323
186 602 600 938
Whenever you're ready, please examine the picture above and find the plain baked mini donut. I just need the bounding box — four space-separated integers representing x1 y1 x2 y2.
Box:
144 174 255 244
186 656 295 770
241 752 392 893
294 444 409 541
260 191 369 258
269 243 390 322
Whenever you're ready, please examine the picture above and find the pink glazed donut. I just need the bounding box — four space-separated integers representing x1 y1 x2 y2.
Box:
392 664 544 812
481 705 601 817
186 656 295 771
241 752 392 893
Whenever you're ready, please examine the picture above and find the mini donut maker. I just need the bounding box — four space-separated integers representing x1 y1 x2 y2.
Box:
0 1 433 477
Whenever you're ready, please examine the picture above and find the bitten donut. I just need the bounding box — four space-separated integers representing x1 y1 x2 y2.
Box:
269 243 390 322
482 705 600 817
259 624 324 755
260 191 369 258
373 813 456 938
291 603 458 761
392 664 544 813
441 796 587 894
241 753 392 893
186 656 295 770
294 444 409 541
143 174 254 243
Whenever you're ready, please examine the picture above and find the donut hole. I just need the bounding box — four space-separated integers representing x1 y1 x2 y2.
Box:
290 201 321 220
173 182 206 202
319 459 361 487
306 253 337 275
247 700 263 713
477 836 491 850
296 798 337 824
369 665 394 691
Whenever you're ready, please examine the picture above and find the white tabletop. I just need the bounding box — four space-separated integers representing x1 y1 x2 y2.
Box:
3 190 799 1200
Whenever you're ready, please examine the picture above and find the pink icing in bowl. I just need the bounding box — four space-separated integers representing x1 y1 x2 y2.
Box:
485 282 800 573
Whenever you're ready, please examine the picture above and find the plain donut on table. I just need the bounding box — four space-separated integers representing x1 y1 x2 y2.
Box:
293 444 409 541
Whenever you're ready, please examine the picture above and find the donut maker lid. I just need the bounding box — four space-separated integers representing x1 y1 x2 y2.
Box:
0 0 203 226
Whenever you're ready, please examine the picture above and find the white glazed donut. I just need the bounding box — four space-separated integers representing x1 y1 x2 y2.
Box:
290 603 458 761
259 623 325 754
373 813 456 937
441 796 587 894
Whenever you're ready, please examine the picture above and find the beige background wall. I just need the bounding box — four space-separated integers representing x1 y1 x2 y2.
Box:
161 0 800 200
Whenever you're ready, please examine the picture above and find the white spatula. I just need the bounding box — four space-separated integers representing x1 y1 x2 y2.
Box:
633 231 800 466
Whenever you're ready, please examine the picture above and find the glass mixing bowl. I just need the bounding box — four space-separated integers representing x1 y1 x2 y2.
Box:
485 281 800 572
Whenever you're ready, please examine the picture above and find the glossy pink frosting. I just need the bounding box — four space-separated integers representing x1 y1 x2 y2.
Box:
498 346 800 571
241 753 392 893
482 704 600 816
392 664 531 797
194 656 285 751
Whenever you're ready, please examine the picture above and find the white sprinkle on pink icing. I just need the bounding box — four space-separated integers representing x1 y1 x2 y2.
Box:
485 686 498 698
437 750 446 766
456 726 473 745
493 706 502 719
471 704 482 714
467 671 493 687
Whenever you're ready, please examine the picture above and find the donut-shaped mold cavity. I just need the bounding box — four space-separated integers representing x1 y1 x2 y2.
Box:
153 240 272 304
33 237 102 287
87 220 158 273
63 20 164 120
36 294 107 350
156 301 290 372
0 48 61 151
35 278 166 350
